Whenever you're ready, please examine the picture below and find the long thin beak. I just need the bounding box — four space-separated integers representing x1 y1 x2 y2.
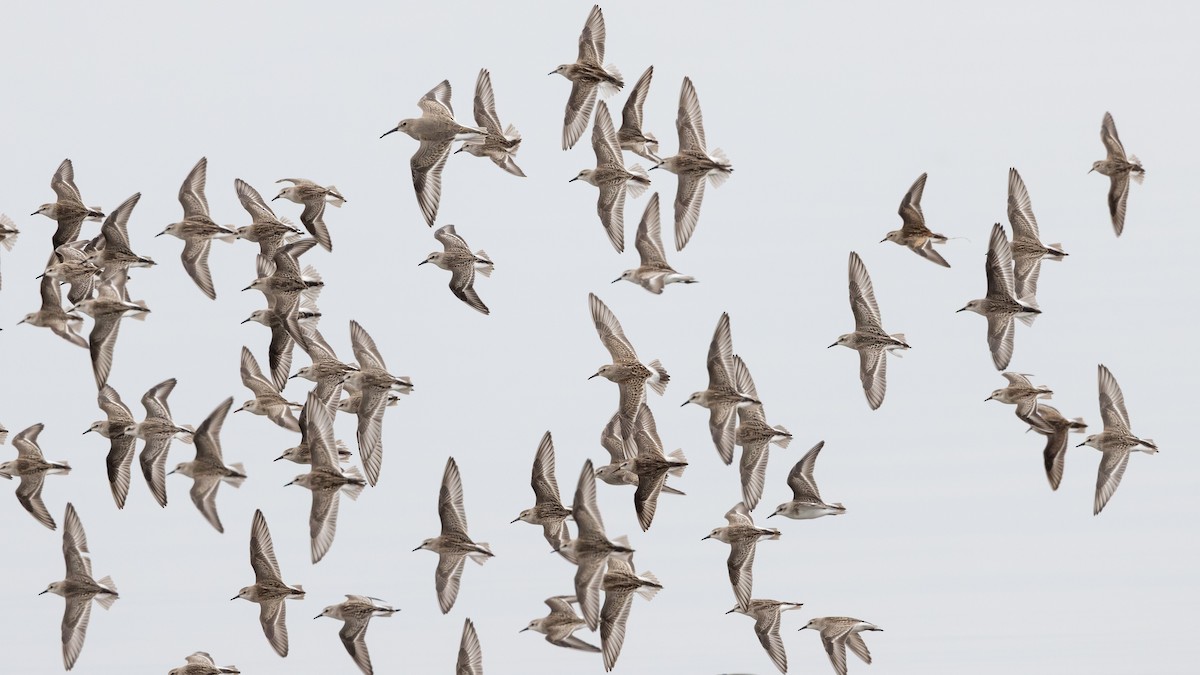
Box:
35 273 44 279
766 513 776 518
39 590 49 595
155 230 166 237
82 429 92 435
412 545 423 552
240 317 251 324
1076 442 1087 447
417 260 428 266
1087 167 1095 174
284 480 295 486
984 396 993 402
273 455 284 462
880 238 888 243
701 535 711 541
648 164 659 171
230 595 239 601
288 373 299 380
827 343 837 348
797 626 807 631
611 278 621 284
725 608 736 614
680 401 689 407
313 614 322 619
167 469 176 475
510 517 520 523
271 195 281 201
587 373 599 380
233 407 244 413
956 307 966 313
547 71 555 76
568 177 578 183
16 319 26 325
453 147 465 154
31 210 39 216
241 285 253 291
380 128 399 139
521 626 531 633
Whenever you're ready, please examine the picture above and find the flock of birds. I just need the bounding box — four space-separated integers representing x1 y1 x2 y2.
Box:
0 4 1161 675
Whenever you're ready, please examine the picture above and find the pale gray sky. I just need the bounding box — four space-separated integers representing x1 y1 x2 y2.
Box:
2 1 1198 673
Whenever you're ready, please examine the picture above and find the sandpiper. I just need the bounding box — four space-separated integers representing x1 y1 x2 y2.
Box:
570 101 650 253
1090 112 1144 236
552 4 623 150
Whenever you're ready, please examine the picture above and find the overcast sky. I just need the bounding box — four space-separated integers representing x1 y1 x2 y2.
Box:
2 1 1197 673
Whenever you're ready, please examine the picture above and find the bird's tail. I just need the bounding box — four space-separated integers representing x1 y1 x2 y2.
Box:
1130 156 1145 183
599 64 624 98
1046 243 1067 259
325 186 346 207
225 464 247 488
474 250 494 277
626 164 650 198
708 149 733 187
636 572 664 600
667 449 688 476
647 359 670 396
177 425 196 444
771 425 793 449
469 542 494 564
95 576 119 609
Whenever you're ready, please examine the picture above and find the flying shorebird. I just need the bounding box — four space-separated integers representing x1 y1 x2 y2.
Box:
798 616 883 675
594 411 686 499
562 458 634 631
455 617 483 675
731 356 793 510
570 101 650 253
1080 365 1158 515
39 503 118 671
315 595 397 675
1006 168 1066 304
233 178 304 262
292 326 358 405
455 68 525 177
1090 112 1145 236
618 66 660 163
272 178 345 252
286 391 366 563
958 223 1040 370
881 173 951 267
414 457 493 613
419 224 493 315
588 293 669 449
703 502 780 611
244 237 323 354
43 241 99 306
18 276 88 348
600 555 662 671
551 4 623 150
167 652 240 675
93 192 155 292
727 599 804 675
380 80 485 227
235 346 301 431
651 76 733 251
159 157 236 299
613 193 696 293
0 423 70 529
233 509 306 657
168 397 247 533
241 295 321 392
83 385 137 509
512 431 573 554
343 320 413 486
830 252 910 410
1025 404 1087 491
32 159 105 251
682 312 760 464
618 405 687 531
521 595 601 653
985 372 1053 430
769 441 846 521
131 378 195 508
70 280 150 389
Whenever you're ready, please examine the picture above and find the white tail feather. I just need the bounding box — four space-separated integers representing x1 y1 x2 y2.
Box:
771 426 792 449
503 124 522 143
341 481 365 502
177 425 195 444
598 64 623 98
626 164 650 198
469 543 493 564
667 449 688 477
647 359 669 396
325 186 346 207
636 573 662 600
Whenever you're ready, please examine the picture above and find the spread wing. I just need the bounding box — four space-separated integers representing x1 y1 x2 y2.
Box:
1107 173 1130 237
848 252 882 332
178 157 211 220
676 76 707 152
620 66 654 136
101 192 140 251
418 80 455 119
259 599 290 656
309 486 341 563
338 614 375 675
578 4 606 64
1100 111 1127 162
859 347 888 410
189 476 225 533
985 314 1015 371
472 68 503 134
1097 364 1131 433
51 158 84 203
449 262 489 315
62 503 92 577
727 539 757 610
439 457 468 537
753 609 788 675
672 170 707 251
18 473 55 529
235 179 280 224
435 553 467 614
348 320 387 371
787 441 827 502
193 397 232 465
60 595 93 670
634 193 668 268
456 617 483 675
600 586 635 671
532 431 563 507
897 173 928 235
571 459 605 539
1094 448 1131 515
1006 168 1040 241
411 139 452 227
588 293 637 362
13 423 46 459
240 346 278 398
141 378 177 420
249 509 282 583
591 101 622 167
984 223 1016 301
